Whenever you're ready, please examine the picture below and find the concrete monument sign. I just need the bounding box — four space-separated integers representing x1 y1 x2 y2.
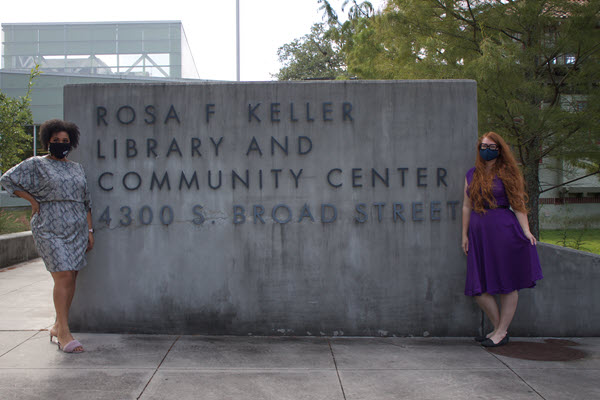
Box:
66 81 478 336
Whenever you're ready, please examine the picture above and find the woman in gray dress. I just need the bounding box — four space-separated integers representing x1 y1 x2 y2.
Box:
0 119 93 353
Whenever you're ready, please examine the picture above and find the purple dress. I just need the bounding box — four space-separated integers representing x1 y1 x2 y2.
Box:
465 167 543 296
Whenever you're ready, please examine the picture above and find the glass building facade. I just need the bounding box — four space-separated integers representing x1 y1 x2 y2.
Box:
2 21 199 79
0 21 204 125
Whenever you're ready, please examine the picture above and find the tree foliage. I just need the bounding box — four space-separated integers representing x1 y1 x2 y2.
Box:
275 1 375 80
300 0 600 237
0 66 40 173
346 0 600 235
275 23 348 80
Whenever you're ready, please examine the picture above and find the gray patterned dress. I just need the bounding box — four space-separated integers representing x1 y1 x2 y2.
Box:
0 156 91 272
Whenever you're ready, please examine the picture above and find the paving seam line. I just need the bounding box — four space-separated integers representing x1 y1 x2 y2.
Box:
136 335 180 400
486 350 547 399
155 367 339 372
373 338 408 349
0 367 158 370
327 338 348 400
0 330 42 358
0 278 51 297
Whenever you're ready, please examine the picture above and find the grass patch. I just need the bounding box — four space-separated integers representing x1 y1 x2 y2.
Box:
540 229 600 255
0 208 32 235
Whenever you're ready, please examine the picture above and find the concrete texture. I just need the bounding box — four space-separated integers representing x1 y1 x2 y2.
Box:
487 337 600 370
0 331 38 356
0 369 154 400
513 369 600 400
142 370 345 400
64 80 478 335
0 232 39 270
0 260 598 400
0 259 53 330
0 333 177 369
161 336 335 369
339 370 541 400
493 243 600 336
328 337 502 370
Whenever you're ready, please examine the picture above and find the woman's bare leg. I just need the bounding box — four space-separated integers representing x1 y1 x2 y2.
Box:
475 293 500 337
50 271 83 351
65 271 78 310
488 290 518 344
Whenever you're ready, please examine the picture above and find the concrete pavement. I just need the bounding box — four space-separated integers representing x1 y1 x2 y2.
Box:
1 259 598 400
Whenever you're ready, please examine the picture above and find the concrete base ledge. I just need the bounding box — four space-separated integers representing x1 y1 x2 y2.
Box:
2 231 596 336
71 240 600 337
495 242 600 337
0 231 39 269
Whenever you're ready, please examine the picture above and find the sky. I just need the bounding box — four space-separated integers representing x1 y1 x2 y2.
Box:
0 0 387 81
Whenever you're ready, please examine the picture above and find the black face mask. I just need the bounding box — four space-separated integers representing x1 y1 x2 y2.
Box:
479 148 499 161
49 142 72 159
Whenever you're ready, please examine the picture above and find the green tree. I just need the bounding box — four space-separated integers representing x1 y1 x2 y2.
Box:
0 65 40 173
275 23 348 80
275 1 375 80
332 0 600 237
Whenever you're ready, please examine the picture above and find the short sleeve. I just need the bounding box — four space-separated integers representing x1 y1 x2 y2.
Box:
465 167 475 185
465 167 476 198
0 158 39 197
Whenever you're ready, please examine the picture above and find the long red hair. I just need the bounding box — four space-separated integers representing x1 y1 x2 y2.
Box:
469 132 528 214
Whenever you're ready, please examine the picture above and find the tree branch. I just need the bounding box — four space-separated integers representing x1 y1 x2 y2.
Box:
540 170 600 193
541 126 583 158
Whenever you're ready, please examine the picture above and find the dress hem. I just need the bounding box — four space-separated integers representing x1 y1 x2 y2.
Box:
465 278 542 297
43 258 88 273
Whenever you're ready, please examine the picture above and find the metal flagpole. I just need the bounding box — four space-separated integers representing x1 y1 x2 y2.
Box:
236 0 240 81
33 125 37 156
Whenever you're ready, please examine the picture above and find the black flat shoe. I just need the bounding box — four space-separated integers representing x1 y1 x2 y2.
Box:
474 335 487 342
481 334 509 348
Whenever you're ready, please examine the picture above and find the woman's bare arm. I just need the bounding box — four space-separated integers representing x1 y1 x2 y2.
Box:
13 190 39 215
86 210 94 252
514 210 536 245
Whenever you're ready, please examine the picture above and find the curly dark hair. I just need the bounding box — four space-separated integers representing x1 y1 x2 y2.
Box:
40 119 80 150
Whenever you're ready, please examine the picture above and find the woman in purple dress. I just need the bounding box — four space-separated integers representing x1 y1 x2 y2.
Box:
461 132 543 347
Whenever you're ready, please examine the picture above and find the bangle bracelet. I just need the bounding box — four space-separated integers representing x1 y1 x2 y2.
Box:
88 228 94 233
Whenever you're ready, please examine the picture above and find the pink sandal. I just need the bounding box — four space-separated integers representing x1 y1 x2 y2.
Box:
58 339 84 353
